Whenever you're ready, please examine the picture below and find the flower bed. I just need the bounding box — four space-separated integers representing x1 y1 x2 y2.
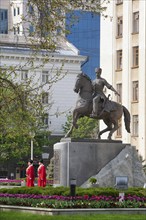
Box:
0 186 145 209
0 179 53 186
0 193 145 209
0 179 22 186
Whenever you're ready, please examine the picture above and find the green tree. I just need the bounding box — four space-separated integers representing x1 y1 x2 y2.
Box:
63 114 99 138
0 69 43 160
0 0 108 161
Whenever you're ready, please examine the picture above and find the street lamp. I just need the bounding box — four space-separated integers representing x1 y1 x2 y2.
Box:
42 153 49 160
29 132 35 160
42 153 49 167
70 178 77 197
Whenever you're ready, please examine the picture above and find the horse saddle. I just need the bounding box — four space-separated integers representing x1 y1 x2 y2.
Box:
99 98 116 116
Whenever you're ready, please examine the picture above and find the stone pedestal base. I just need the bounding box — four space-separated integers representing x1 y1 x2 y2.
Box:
53 139 128 187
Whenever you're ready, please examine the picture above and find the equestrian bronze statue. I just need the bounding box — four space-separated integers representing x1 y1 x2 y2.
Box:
65 70 130 140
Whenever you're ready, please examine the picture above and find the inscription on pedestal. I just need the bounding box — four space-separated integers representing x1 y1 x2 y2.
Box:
53 149 61 184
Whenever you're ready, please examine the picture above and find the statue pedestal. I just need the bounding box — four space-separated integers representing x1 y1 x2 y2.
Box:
53 138 127 187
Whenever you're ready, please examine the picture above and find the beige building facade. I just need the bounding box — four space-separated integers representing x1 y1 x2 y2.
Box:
100 0 146 161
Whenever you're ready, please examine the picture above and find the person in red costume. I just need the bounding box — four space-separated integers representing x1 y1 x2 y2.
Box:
37 159 46 187
26 159 35 187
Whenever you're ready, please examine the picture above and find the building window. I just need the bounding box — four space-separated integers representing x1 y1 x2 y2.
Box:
21 70 28 80
5 10 7 19
116 50 122 70
133 12 139 34
116 83 122 103
116 119 122 137
42 71 49 83
17 7 20 15
14 8 16 16
117 17 123 37
29 25 34 34
132 46 139 67
132 115 138 136
116 0 123 4
17 26 20 34
1 12 3 20
132 81 138 102
14 27 16 35
42 92 49 104
42 113 49 127
29 5 34 14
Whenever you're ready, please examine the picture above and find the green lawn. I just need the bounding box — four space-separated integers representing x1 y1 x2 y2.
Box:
0 211 146 220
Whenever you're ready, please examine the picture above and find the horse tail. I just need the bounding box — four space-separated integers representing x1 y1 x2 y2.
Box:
123 106 131 133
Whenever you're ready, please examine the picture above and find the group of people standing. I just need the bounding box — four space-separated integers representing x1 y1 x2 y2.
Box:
26 159 46 187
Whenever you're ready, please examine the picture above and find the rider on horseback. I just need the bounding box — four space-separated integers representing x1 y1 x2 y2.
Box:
90 67 120 118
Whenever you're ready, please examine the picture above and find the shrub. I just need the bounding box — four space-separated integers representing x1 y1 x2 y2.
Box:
89 177 97 184
0 186 145 198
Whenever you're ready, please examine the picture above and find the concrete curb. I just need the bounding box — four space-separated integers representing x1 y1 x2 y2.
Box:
0 205 146 215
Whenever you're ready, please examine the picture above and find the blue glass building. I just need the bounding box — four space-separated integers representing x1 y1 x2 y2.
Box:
66 11 100 80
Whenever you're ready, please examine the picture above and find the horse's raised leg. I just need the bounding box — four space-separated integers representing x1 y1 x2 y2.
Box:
72 109 80 129
64 125 74 138
64 109 79 138
97 126 111 139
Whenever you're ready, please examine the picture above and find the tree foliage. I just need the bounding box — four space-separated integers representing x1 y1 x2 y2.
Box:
0 69 43 160
23 0 108 50
0 0 108 161
63 114 99 138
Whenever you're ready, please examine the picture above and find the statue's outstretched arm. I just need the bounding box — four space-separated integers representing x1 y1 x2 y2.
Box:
105 80 120 96
110 86 120 96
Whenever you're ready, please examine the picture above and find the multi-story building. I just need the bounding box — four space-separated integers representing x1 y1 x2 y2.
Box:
100 0 146 161
0 0 87 178
66 10 100 80
0 0 86 136
0 0 24 35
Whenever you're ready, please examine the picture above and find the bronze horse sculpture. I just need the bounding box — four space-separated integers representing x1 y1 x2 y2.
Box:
65 73 130 140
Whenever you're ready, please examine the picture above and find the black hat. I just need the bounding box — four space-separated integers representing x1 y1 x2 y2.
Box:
28 159 33 164
39 159 43 163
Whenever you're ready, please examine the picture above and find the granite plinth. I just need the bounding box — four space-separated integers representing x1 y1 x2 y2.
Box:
53 139 128 187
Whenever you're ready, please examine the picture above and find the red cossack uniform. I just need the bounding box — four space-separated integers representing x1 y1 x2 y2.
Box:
26 165 35 187
37 164 46 187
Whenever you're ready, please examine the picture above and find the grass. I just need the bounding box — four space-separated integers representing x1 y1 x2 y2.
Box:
0 212 146 220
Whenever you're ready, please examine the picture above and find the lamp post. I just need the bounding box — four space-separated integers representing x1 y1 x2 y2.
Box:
29 132 35 160
42 153 49 166
30 138 33 160
70 178 77 197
